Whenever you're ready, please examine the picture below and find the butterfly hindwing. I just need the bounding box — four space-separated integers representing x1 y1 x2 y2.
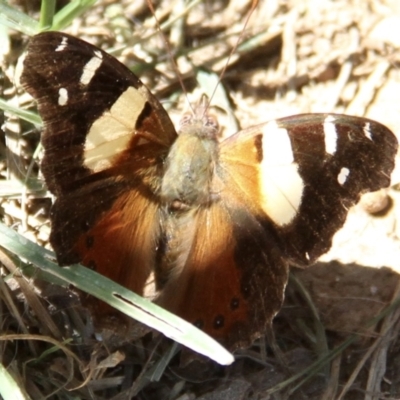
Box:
155 202 289 349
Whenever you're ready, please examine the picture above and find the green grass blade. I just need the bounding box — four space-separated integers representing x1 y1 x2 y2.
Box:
39 0 56 30
0 98 42 126
0 363 31 400
52 0 98 31
0 3 39 35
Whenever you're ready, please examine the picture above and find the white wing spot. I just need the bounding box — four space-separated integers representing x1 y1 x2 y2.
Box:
84 86 146 171
323 115 338 155
259 121 304 226
55 37 68 52
94 50 103 59
338 167 350 185
58 88 68 106
363 122 373 141
80 53 103 86
262 120 294 164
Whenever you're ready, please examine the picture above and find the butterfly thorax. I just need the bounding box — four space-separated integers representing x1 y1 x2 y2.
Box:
160 108 220 210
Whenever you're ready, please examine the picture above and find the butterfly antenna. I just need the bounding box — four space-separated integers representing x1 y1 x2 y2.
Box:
146 0 195 114
205 0 259 115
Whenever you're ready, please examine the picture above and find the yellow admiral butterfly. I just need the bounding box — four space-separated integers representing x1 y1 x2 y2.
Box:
21 32 397 350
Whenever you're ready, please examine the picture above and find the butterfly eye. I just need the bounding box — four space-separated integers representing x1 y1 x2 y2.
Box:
204 115 219 131
197 114 219 139
179 113 192 127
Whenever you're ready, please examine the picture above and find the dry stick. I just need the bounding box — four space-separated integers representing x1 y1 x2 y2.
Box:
2 202 50 236
207 0 259 112
20 143 44 237
337 280 400 400
0 334 81 376
364 282 400 400
325 27 359 111
0 250 38 355
146 0 260 115
127 337 164 398
280 8 298 99
74 350 102 392
345 60 390 116
146 0 196 115
168 0 185 50
0 248 62 340
76 349 125 393
336 315 395 399
269 283 400 397
321 353 342 400
143 0 202 42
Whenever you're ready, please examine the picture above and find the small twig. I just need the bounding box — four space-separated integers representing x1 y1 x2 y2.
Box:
337 280 400 400
325 27 359 110
346 60 390 115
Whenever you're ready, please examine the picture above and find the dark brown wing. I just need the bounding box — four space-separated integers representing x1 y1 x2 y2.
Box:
220 114 397 267
21 32 177 270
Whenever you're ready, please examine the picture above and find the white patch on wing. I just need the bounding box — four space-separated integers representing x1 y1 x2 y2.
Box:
83 86 146 171
80 52 103 86
259 121 304 226
363 122 373 140
261 120 294 164
58 88 68 106
323 115 338 155
55 37 68 52
338 167 350 185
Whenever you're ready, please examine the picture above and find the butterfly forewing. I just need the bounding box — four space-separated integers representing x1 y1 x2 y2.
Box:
277 114 397 265
220 113 397 268
21 32 177 194
21 32 177 268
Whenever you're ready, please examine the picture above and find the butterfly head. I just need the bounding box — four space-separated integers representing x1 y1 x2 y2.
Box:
178 94 220 140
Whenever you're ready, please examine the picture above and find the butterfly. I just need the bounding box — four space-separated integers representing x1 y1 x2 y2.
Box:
21 31 397 350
